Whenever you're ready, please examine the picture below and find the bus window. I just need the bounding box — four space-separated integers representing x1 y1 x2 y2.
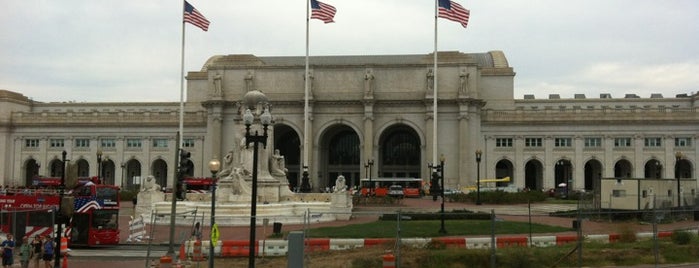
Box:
92 210 119 230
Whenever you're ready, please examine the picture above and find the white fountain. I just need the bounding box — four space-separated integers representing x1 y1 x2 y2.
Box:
134 90 353 226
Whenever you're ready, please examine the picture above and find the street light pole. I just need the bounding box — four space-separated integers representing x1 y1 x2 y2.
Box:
675 151 683 209
208 158 221 268
97 149 103 182
243 107 272 268
438 155 446 234
366 160 374 196
475 150 482 205
54 150 67 268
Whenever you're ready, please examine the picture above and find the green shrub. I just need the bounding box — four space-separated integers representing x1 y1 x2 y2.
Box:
671 230 694 245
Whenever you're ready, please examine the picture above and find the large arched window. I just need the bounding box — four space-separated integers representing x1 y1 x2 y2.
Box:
379 125 420 178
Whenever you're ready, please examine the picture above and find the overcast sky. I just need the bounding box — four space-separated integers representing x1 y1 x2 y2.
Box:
1 0 697 103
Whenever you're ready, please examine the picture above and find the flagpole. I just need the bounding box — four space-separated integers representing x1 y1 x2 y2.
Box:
303 0 311 191
167 1 187 256
432 0 439 165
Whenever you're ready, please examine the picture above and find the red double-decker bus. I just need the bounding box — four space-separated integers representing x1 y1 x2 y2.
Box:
183 177 215 193
0 177 120 247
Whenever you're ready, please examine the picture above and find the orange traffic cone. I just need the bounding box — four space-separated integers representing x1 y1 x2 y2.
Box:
62 254 68 268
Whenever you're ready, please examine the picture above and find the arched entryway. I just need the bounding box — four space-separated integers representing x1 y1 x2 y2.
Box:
320 125 361 191
494 159 513 187
124 159 142 190
614 159 633 178
584 159 603 192
676 158 693 179
524 159 543 190
555 159 573 195
644 159 663 179
152 159 168 188
102 160 116 185
75 159 90 177
49 159 64 178
24 159 40 186
274 124 301 190
378 124 421 179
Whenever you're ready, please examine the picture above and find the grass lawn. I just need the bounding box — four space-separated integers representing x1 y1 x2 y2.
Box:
304 219 570 238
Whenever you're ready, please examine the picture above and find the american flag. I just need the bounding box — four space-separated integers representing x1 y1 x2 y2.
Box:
75 199 102 213
310 0 336 24
184 1 210 31
438 0 470 28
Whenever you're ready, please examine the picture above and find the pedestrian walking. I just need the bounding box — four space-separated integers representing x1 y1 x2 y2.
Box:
19 236 32 268
1 234 15 268
42 236 54 268
31 236 42 268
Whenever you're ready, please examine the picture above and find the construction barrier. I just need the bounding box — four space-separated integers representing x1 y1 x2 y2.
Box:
364 238 392 248
262 239 288 256
530 236 557 247
496 236 527 248
60 237 68 255
127 215 147 243
192 240 204 261
329 238 364 250
382 253 396 268
305 238 330 252
465 237 491 249
220 240 256 257
62 254 68 268
433 237 466 248
159 256 172 268
556 235 578 245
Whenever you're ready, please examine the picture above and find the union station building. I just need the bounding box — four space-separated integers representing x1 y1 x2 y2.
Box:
1 51 697 206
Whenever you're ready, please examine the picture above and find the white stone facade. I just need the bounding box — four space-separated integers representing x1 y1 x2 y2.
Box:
0 51 696 194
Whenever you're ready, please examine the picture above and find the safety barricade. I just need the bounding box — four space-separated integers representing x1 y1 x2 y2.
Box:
530 236 556 247
329 238 364 250
401 238 430 248
432 237 466 248
496 236 527 248
127 215 147 243
192 240 204 261
382 253 396 268
364 238 392 248
220 240 256 257
657 231 673 238
261 239 288 256
305 238 330 252
465 237 491 249
60 237 68 255
556 235 578 245
586 234 610 243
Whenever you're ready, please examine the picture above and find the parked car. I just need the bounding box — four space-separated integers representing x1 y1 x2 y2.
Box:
387 185 404 198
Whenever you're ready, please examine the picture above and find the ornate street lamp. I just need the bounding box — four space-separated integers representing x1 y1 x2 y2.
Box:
475 150 482 205
243 107 272 268
365 160 374 196
208 158 221 268
675 151 683 209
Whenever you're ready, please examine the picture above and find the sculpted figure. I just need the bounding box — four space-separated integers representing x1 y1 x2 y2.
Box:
364 69 374 97
212 73 223 97
271 149 286 176
141 175 161 192
245 71 254 91
426 69 434 91
333 175 347 193
217 151 235 179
